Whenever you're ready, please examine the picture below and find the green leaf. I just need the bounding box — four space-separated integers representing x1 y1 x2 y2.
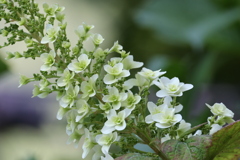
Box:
161 135 211 160
115 153 160 160
206 120 240 160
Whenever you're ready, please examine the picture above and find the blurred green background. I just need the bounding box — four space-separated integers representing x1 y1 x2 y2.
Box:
0 0 240 159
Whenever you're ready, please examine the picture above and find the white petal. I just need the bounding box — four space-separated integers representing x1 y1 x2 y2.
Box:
101 125 115 134
156 90 168 97
103 74 117 84
41 36 50 44
181 84 193 92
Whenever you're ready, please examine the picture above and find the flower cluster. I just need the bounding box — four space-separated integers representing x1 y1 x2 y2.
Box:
0 1 235 160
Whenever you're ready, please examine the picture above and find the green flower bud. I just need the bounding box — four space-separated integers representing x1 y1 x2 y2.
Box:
2 29 8 37
19 17 26 26
14 51 22 58
5 51 14 60
19 74 31 87
72 46 80 55
62 41 71 48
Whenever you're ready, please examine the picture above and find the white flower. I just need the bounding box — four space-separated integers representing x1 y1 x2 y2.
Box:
161 134 171 143
164 96 183 113
152 108 182 128
43 3 65 17
32 84 50 98
96 132 118 154
123 74 149 90
101 109 131 134
102 86 127 110
209 124 222 135
94 48 107 59
66 110 84 148
75 23 94 41
206 103 234 118
60 84 79 108
65 110 79 135
138 67 166 81
80 74 98 98
109 41 123 53
122 91 141 110
92 33 104 45
38 78 49 91
145 102 168 124
75 99 90 122
177 120 191 136
40 50 56 71
99 102 112 115
155 77 193 97
194 130 202 136
103 63 130 84
56 106 70 120
41 24 60 44
101 153 114 160
57 69 75 90
67 129 84 148
82 128 96 159
92 145 105 160
68 54 91 73
122 55 143 70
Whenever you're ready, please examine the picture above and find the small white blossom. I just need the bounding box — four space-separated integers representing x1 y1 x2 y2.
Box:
41 24 60 44
43 3 65 17
102 86 127 110
56 106 70 120
82 128 96 159
65 110 79 135
99 102 112 115
206 103 234 118
92 33 104 45
177 120 191 136
40 50 56 71
101 153 114 160
161 134 171 143
94 48 105 59
194 130 202 136
57 69 75 90
152 108 182 128
39 78 49 90
96 132 118 154
75 23 94 41
60 85 79 108
68 54 91 73
32 84 50 98
122 55 143 70
103 63 130 84
145 102 168 124
75 99 90 122
138 67 166 81
80 74 98 98
164 96 183 113
109 41 123 53
155 77 193 97
101 109 131 134
209 124 222 135
122 91 141 110
92 145 105 160
123 73 149 90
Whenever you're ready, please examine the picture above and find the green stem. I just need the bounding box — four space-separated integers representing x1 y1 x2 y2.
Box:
134 127 170 160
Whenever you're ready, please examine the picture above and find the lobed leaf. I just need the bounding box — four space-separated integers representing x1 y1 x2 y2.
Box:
206 120 240 160
161 135 211 160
